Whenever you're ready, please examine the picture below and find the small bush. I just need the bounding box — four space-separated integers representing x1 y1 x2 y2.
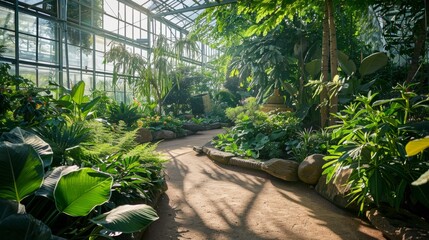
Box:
139 115 185 136
225 97 261 123
213 111 301 159
108 102 142 127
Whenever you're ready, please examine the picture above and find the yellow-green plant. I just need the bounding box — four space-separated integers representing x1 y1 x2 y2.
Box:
406 137 429 186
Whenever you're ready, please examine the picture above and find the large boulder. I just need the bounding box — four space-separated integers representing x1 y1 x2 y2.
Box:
152 130 176 141
135 128 153 143
298 154 325 185
315 167 358 211
261 158 299 181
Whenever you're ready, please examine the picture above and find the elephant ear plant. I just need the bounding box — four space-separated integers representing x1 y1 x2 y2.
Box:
0 127 159 239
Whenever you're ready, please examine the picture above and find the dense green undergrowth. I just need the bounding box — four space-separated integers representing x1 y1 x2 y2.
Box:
213 98 331 161
0 64 171 238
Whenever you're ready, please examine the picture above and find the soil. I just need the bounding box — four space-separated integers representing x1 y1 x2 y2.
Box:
142 129 385 240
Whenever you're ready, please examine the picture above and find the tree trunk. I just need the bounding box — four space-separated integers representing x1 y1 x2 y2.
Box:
298 37 306 107
320 1 330 128
406 0 428 83
327 0 338 126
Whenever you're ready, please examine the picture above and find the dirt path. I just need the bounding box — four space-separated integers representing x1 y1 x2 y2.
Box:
142 129 384 240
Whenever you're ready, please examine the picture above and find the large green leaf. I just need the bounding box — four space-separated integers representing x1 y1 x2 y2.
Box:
359 52 388 77
56 98 73 109
0 142 44 202
81 96 101 117
35 166 79 199
305 59 321 78
54 168 113 217
71 80 85 105
90 204 159 233
0 214 52 239
368 169 383 206
0 127 53 168
337 50 356 76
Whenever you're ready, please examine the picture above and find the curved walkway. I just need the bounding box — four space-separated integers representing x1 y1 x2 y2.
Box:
142 129 384 240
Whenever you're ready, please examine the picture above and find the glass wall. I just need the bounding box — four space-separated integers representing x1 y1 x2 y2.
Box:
0 0 218 103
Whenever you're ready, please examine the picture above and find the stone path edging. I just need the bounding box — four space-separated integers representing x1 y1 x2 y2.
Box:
200 146 301 182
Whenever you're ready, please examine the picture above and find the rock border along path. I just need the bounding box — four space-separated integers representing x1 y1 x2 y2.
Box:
142 129 384 240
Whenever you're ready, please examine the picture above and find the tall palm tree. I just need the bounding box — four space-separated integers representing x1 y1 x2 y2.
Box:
138 35 173 114
322 0 339 126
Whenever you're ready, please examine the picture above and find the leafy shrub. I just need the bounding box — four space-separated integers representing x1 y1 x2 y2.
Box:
225 97 262 123
53 80 100 123
92 89 113 118
67 120 141 164
64 122 167 205
115 127 139 150
73 136 166 205
203 98 230 123
33 122 91 166
213 111 301 159
190 94 206 115
108 101 142 127
139 115 185 136
215 90 238 107
323 88 429 214
163 67 197 115
89 143 166 205
0 63 59 130
286 128 331 162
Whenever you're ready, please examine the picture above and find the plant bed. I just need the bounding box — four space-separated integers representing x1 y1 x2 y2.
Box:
135 116 228 143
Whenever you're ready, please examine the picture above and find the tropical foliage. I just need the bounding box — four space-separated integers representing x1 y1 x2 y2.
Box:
323 87 429 212
214 109 302 160
190 0 429 221
0 127 159 238
139 115 185 136
0 62 171 238
2 0 429 235
0 63 59 130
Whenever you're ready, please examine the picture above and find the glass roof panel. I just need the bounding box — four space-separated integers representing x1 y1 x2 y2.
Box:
130 0 236 32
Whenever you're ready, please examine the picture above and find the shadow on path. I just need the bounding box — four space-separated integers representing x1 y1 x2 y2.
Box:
142 129 384 240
